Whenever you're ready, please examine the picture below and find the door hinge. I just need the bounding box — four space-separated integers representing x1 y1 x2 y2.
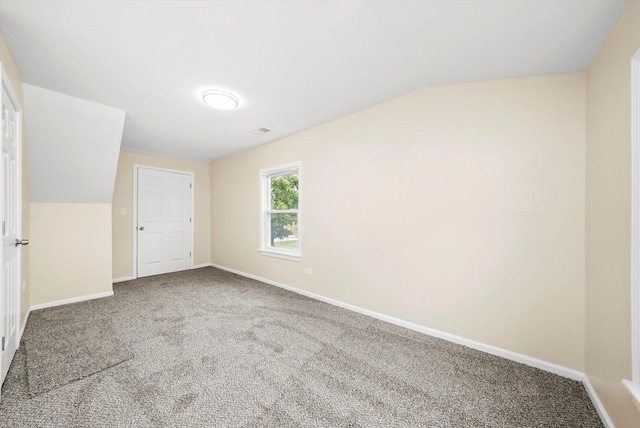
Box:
2 220 5 235
1 336 5 352
1 105 4 121
190 183 192 189
190 217 192 223
189 252 192 257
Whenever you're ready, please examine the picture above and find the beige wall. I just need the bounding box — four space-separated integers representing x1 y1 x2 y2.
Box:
211 73 587 370
0 31 31 328
585 1 640 427
29 203 111 306
112 151 211 279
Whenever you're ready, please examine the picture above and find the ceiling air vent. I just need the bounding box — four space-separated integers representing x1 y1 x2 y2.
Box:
251 127 271 135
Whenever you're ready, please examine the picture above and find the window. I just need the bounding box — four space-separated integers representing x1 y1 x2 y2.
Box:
259 162 301 261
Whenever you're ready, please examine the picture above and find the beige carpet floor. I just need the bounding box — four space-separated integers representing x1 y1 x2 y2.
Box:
0 267 602 427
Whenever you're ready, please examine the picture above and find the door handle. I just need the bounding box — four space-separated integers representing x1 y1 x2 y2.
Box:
15 239 29 247
138 226 145 231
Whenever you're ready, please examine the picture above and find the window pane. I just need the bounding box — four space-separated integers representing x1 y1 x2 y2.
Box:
270 213 298 250
270 173 298 210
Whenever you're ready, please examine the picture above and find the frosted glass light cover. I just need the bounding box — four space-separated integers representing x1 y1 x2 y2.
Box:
202 90 238 110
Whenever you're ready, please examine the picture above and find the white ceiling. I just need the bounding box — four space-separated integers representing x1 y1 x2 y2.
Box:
0 0 627 163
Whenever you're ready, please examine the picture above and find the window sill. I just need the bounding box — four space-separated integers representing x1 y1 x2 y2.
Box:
623 379 640 407
258 249 302 262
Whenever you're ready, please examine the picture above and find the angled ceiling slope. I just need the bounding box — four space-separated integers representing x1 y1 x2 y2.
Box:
0 0 628 162
24 84 125 203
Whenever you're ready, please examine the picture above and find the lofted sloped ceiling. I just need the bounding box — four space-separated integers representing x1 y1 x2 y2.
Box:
0 0 628 163
24 84 126 203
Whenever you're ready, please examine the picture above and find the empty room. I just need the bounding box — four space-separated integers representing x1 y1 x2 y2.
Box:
0 0 639 426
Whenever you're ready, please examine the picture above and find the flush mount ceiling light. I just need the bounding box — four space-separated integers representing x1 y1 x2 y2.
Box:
202 90 239 110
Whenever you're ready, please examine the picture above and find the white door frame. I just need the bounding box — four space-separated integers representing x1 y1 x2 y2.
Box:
0 62 23 394
132 164 194 279
626 49 640 404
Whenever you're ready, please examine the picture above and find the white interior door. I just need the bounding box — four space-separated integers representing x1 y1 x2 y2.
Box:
136 167 192 278
1 83 22 387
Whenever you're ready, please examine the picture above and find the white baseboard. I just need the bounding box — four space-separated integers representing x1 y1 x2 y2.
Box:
210 262 583 381
29 291 114 312
210 263 616 425
585 376 615 428
192 263 213 269
17 262 613 427
20 291 113 342
113 264 213 284
19 307 31 341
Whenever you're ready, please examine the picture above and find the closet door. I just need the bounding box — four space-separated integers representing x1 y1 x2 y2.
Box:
137 167 192 278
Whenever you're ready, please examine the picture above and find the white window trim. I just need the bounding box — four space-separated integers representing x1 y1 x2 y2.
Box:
259 162 302 262
626 48 640 405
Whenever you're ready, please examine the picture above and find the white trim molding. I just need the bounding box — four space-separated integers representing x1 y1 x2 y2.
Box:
192 263 213 269
29 291 114 312
586 377 615 428
628 48 640 408
19 292 114 345
259 162 302 262
113 264 211 284
0 62 24 396
132 164 195 279
19 308 31 342
624 379 640 410
210 263 581 379
208 262 614 425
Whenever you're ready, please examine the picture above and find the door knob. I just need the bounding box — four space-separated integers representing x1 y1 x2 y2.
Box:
139 226 145 231
15 239 29 247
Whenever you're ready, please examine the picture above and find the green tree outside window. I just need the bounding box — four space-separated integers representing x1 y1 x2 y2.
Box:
270 174 298 247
